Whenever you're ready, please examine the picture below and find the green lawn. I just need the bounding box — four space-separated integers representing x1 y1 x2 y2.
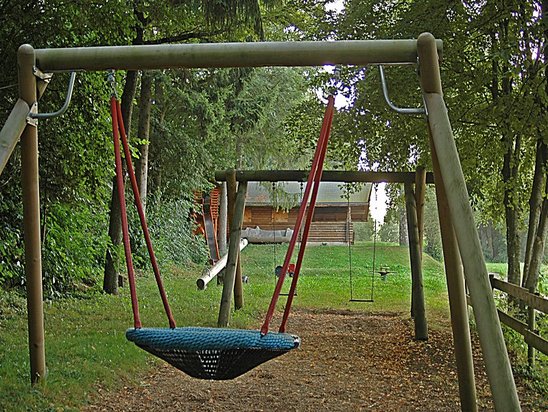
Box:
0 242 543 410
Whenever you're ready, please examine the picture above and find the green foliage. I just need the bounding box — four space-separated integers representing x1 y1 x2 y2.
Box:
423 187 442 261
128 194 209 270
41 203 109 298
353 221 374 241
0 189 24 287
378 219 399 244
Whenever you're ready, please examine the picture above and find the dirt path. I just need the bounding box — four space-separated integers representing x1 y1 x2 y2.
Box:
85 309 544 411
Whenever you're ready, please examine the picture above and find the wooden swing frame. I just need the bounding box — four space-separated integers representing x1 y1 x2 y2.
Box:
0 33 522 411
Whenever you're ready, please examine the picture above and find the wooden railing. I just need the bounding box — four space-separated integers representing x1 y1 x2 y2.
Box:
486 275 548 364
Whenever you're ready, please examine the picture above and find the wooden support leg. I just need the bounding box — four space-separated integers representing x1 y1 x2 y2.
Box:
410 166 426 319
418 31 520 412
19 44 46 385
430 128 477 411
404 182 428 340
218 182 228 256
218 181 247 326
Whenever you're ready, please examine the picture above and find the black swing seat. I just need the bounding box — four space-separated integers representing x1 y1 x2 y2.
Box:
126 327 300 380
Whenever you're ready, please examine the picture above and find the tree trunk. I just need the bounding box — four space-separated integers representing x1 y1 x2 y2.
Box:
492 20 521 287
523 0 548 290
524 181 548 291
102 70 139 294
523 139 547 286
136 72 153 212
502 148 522 286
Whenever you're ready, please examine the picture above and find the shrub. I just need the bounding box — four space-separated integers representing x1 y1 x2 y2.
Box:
128 194 208 271
41 203 109 298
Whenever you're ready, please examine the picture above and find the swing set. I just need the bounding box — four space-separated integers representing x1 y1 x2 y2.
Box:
108 73 334 379
0 34 522 410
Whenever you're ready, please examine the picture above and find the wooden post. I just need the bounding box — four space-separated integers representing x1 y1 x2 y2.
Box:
18 44 47 384
217 180 247 326
218 182 228 256
234 256 244 310
430 128 477 411
215 170 434 184
418 32 520 411
410 166 426 319
404 182 428 340
223 170 237 285
415 166 426 255
527 286 536 367
226 171 244 309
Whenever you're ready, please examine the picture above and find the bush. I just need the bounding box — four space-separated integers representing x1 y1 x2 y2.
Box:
128 194 208 271
41 203 109 298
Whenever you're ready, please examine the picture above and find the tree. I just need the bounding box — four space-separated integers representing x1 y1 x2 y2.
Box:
334 0 547 293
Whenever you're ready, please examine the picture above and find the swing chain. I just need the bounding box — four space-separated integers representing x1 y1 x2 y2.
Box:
107 70 118 98
327 65 342 97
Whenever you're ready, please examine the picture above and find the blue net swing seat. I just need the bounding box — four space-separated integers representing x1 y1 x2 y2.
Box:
127 327 299 380
109 84 334 380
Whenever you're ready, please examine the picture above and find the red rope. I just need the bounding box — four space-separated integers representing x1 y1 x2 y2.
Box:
279 96 334 332
110 96 141 329
260 96 335 335
114 100 176 329
279 102 333 330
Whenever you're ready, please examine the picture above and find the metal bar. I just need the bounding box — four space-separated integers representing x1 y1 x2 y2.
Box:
18 44 46 385
379 66 426 115
31 72 76 119
0 99 30 176
214 170 435 184
33 40 442 72
490 277 548 313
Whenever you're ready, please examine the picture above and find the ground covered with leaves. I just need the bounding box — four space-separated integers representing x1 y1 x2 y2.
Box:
85 309 545 411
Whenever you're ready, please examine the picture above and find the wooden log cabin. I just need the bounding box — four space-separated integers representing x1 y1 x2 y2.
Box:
241 181 372 244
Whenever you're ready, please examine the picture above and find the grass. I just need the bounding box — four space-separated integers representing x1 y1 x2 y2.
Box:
0 242 543 410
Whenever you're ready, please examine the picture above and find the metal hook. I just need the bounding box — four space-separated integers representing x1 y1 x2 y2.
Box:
378 65 425 115
31 72 76 119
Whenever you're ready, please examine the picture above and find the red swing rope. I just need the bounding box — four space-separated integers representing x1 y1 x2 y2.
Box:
260 95 335 335
279 96 334 333
110 95 176 329
110 96 141 329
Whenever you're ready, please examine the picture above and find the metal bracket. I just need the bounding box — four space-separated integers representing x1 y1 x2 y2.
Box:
30 72 76 120
26 102 38 127
33 67 53 83
379 65 426 115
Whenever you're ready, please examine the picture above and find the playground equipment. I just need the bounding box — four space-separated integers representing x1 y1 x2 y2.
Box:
0 34 522 410
197 238 248 290
109 80 306 379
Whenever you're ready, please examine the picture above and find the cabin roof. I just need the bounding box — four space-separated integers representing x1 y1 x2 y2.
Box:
245 181 372 207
